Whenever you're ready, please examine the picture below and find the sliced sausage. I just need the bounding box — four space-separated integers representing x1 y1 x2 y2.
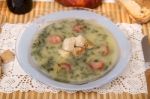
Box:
59 63 72 72
73 24 84 33
89 61 104 70
48 35 62 44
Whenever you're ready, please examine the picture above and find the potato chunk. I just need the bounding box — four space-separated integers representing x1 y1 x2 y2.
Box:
75 35 86 47
62 37 76 52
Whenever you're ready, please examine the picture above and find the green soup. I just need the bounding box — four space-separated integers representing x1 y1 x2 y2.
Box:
31 19 119 84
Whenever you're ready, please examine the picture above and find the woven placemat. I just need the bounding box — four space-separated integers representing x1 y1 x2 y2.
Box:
0 1 149 99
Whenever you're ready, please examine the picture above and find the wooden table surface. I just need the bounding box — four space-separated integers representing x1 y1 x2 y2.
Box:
0 1 150 99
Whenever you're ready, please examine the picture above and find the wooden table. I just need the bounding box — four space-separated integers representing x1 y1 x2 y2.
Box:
0 1 150 99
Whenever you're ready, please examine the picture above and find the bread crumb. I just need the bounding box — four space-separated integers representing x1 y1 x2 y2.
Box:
0 50 15 64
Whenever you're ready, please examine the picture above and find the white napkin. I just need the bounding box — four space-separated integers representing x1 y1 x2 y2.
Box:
0 23 147 93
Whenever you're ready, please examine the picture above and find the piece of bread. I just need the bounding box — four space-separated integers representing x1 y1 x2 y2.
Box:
0 50 15 64
135 0 150 9
117 0 150 23
0 57 2 66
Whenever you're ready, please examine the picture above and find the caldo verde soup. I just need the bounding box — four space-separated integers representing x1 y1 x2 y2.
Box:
31 19 119 84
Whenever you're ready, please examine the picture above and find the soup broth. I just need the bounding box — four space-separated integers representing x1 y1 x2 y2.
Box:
31 19 119 84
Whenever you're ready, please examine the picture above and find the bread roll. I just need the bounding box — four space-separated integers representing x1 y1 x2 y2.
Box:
117 0 150 23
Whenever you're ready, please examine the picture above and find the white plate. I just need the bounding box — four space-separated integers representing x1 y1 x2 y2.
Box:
16 10 131 90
